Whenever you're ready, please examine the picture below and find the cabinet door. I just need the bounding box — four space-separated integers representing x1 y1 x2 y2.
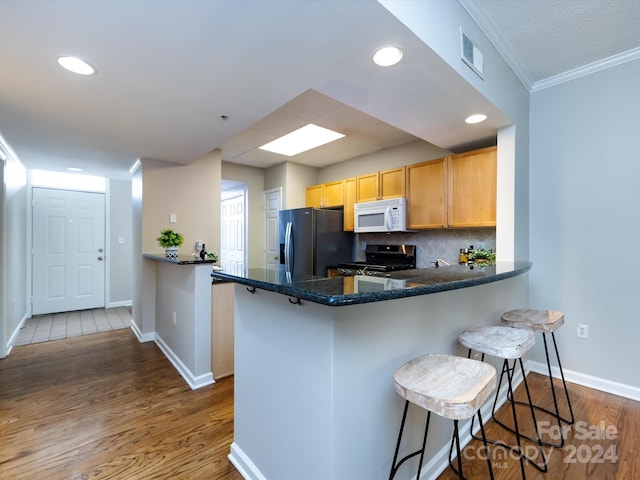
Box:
343 177 356 231
323 180 344 207
448 146 497 227
406 158 447 229
379 166 405 199
306 184 323 208
356 172 379 203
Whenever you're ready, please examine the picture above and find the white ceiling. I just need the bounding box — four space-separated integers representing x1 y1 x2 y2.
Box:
1 1 639 179
461 0 640 90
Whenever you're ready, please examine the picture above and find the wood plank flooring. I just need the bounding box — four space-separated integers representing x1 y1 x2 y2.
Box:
0 329 243 480
436 372 640 480
1 329 638 479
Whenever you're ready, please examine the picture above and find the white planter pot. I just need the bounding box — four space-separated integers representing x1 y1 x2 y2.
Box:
165 246 179 260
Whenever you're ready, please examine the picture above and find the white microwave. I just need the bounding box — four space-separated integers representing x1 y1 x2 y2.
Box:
354 197 407 233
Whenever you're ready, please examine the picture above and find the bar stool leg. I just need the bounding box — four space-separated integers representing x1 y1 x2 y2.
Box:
549 332 575 425
449 413 496 480
491 358 551 465
389 400 431 480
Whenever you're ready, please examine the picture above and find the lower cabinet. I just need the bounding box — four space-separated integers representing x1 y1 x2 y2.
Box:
211 281 234 379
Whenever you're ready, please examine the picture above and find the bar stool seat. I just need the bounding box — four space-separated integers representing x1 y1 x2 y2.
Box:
458 324 535 359
501 309 564 333
389 353 497 480
458 325 546 476
501 309 575 444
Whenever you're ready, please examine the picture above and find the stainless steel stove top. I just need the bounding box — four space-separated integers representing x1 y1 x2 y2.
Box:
337 244 416 276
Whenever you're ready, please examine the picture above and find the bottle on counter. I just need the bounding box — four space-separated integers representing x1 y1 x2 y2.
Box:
200 243 207 260
458 248 468 264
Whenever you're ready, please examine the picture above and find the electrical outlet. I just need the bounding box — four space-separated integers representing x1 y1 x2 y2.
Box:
577 324 588 339
172 311 177 326
361 241 367 251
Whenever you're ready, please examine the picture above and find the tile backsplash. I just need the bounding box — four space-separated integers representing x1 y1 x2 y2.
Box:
355 228 496 268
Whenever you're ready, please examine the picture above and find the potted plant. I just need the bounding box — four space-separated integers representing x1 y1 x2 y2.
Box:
467 247 496 265
157 229 184 259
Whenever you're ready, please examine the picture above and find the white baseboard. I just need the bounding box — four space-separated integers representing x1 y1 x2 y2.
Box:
528 360 640 402
107 300 132 308
4 313 29 357
130 319 154 343
228 442 267 480
153 334 215 390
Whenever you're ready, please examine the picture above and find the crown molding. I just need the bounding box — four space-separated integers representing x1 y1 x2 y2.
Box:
531 46 640 92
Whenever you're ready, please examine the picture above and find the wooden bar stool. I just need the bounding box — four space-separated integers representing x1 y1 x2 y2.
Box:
458 325 547 476
389 353 497 480
501 309 575 446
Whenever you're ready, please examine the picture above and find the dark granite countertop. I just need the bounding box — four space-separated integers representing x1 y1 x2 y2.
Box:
144 253 218 265
210 261 532 306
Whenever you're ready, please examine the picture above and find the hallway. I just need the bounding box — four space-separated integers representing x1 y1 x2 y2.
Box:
13 307 131 346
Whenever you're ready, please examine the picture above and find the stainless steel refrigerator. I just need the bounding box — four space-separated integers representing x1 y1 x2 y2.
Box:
279 207 353 277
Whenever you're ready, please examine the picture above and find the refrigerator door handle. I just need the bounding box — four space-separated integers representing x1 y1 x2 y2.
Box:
284 221 293 273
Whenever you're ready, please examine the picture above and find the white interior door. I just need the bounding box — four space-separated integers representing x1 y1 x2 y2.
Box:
32 188 105 315
264 187 281 276
221 192 246 275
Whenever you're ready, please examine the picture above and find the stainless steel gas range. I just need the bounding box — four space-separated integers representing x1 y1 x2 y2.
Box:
337 244 416 277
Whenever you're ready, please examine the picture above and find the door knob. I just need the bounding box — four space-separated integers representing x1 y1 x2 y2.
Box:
98 248 104 253
98 256 104 261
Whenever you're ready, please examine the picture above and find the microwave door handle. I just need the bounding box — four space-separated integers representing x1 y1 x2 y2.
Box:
386 206 392 230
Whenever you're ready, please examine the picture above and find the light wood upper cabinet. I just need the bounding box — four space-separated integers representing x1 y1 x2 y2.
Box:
380 167 405 199
447 146 497 227
343 177 356 231
355 172 379 203
356 167 405 203
323 180 344 207
305 184 323 208
305 180 344 208
406 157 447 229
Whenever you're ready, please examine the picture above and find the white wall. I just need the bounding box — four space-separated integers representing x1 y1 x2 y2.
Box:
530 58 640 388
0 139 28 357
380 0 531 261
221 161 266 268
108 179 133 306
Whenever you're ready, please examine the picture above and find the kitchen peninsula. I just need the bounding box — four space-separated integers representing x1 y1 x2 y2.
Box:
141 254 218 389
213 262 531 480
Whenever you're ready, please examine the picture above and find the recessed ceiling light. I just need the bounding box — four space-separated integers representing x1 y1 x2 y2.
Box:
67 166 83 172
465 114 487 124
373 46 403 67
259 124 345 157
57 56 95 75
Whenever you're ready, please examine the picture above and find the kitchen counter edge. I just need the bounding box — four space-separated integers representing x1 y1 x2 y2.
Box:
210 261 532 306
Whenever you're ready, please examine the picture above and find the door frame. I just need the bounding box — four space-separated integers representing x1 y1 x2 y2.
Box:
221 182 248 274
27 177 110 318
263 187 282 272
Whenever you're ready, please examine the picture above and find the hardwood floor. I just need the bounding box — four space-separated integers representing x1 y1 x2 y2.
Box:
0 329 243 480
436 372 640 480
1 329 638 479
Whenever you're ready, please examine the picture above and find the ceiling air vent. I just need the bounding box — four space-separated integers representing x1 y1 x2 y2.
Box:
460 28 484 79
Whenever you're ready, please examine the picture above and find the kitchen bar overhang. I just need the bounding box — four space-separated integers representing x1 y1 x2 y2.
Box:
211 260 531 306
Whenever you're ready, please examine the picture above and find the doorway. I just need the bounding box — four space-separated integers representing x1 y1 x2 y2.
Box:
221 182 247 275
264 187 281 275
32 188 106 315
